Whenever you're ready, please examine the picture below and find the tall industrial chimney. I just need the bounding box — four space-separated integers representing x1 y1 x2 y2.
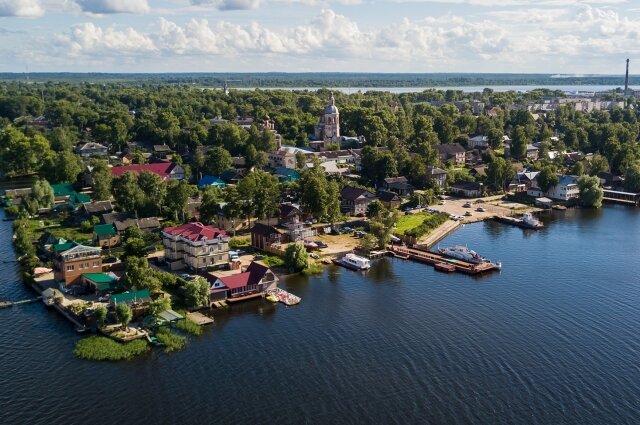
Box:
625 58 630 95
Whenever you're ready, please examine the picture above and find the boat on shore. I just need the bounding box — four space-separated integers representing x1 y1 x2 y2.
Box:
495 212 544 230
332 253 371 271
437 245 502 270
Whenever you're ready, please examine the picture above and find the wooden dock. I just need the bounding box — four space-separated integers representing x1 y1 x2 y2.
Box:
186 311 214 325
212 300 229 309
389 246 499 275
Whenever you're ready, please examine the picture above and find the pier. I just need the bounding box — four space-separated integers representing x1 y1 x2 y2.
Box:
602 189 640 206
390 246 500 275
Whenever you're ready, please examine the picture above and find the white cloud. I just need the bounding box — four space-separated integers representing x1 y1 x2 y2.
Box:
74 0 150 14
190 0 262 10
21 4 640 72
0 0 44 17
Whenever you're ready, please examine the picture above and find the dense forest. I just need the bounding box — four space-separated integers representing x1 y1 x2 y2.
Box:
0 73 637 89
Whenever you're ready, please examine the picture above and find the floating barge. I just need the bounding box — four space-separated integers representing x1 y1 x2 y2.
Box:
390 246 500 275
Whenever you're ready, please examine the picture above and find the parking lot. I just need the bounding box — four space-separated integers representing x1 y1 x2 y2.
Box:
426 196 536 223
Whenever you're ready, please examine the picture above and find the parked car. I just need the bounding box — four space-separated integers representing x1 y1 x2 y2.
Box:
476 207 487 212
464 211 472 217
254 254 265 260
342 226 352 233
180 273 192 280
310 253 320 260
103 256 118 263
463 202 472 208
439 200 446 205
98 295 110 302
314 241 328 248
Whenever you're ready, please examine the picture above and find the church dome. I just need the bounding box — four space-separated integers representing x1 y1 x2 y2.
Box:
324 93 338 114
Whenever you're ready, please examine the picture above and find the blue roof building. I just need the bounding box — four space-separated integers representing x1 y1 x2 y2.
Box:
273 167 300 183
198 175 227 189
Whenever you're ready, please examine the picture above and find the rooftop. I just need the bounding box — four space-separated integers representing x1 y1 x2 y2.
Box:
163 222 227 242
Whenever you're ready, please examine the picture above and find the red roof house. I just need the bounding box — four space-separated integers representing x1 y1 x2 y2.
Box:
110 161 185 180
208 261 279 302
161 222 230 272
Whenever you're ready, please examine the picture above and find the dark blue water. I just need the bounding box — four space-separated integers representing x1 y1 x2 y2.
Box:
1 206 639 424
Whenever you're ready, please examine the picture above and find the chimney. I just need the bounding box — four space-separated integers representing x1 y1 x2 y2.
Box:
625 58 630 95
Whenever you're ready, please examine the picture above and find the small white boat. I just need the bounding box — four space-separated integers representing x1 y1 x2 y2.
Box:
332 253 371 271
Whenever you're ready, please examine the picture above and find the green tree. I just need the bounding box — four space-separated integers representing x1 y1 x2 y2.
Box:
137 170 167 216
578 175 603 208
113 172 144 217
237 170 279 220
165 180 195 222
571 162 585 176
367 199 385 219
206 146 233 176
537 166 559 192
295 151 306 169
198 186 224 224
486 157 513 191
43 151 83 183
184 277 210 308
90 159 112 201
148 297 171 318
589 154 609 176
115 303 133 330
30 179 55 212
487 127 504 149
284 242 309 272
94 305 107 328
299 163 329 219
222 185 244 236
369 207 399 249
623 162 640 192
510 126 528 159
325 180 342 225
124 256 149 288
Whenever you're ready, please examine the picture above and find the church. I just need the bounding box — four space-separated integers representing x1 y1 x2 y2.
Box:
309 93 341 151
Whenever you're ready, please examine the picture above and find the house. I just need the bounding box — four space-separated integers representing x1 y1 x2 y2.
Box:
53 243 102 288
526 144 539 160
198 175 227 189
93 224 119 248
273 167 300 183
110 161 185 181
450 181 483 198
268 146 299 169
377 191 401 209
162 222 230 271
340 186 377 216
382 176 415 196
37 232 65 255
279 203 316 242
82 272 118 294
251 222 284 250
51 184 91 209
512 171 540 192
208 261 279 302
76 142 108 158
597 172 624 189
110 289 151 317
527 175 580 201
468 135 489 149
427 166 448 188
437 143 466 164
470 165 487 178
220 169 245 185
153 144 172 158
113 217 161 235
82 200 114 217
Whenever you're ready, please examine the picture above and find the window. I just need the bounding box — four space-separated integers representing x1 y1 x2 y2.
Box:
66 265 74 271
93 261 100 267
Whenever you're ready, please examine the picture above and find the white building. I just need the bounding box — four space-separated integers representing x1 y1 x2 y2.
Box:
527 175 580 201
162 222 230 271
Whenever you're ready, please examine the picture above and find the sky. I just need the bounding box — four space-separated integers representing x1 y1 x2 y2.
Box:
0 0 638 73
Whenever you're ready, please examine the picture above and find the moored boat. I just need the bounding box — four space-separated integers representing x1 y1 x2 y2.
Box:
437 245 502 270
332 253 371 271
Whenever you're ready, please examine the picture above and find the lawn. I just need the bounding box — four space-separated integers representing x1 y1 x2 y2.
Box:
395 212 429 235
28 217 93 245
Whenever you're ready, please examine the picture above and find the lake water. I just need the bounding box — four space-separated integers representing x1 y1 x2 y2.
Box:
231 85 627 94
1 206 640 424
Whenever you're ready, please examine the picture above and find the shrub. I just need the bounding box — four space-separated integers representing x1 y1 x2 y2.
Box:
302 262 323 275
155 328 187 352
79 220 93 233
404 213 449 238
74 336 149 361
176 318 202 336
229 237 250 249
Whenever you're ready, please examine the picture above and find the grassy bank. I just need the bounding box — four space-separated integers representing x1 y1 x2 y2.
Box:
396 212 449 238
155 329 187 352
74 336 149 361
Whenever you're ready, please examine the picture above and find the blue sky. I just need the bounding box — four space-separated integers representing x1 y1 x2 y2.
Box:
0 0 638 73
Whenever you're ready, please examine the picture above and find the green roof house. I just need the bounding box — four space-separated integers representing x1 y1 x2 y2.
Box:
82 272 118 292
93 223 120 248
